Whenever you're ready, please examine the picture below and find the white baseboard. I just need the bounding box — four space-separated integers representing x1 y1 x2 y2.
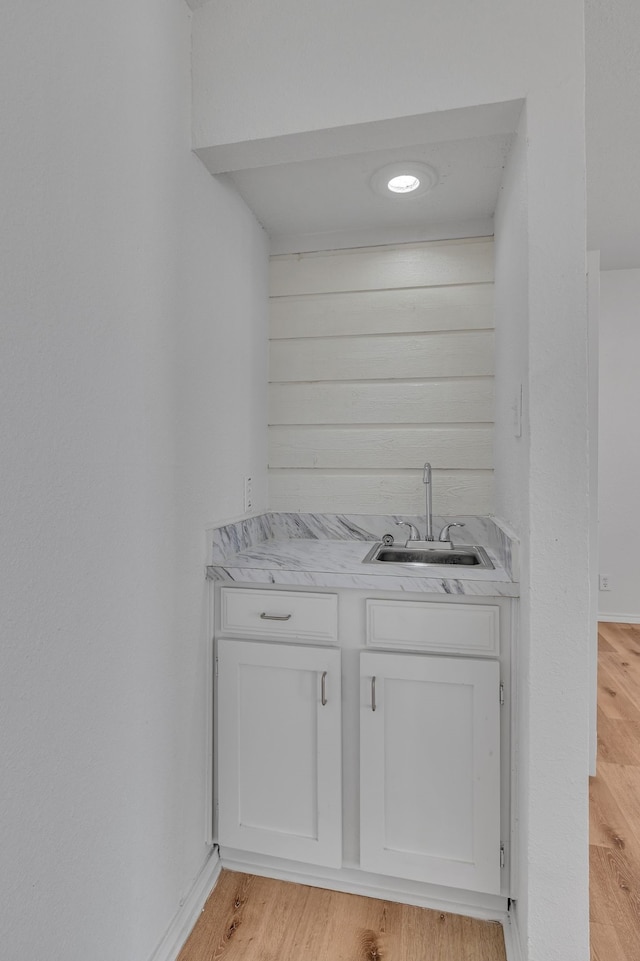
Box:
503 909 524 961
148 849 222 961
221 848 508 923
598 612 640 624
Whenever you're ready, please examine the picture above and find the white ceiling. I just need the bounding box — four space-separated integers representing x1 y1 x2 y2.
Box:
224 133 514 254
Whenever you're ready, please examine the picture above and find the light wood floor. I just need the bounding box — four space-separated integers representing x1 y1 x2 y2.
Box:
590 622 640 961
178 870 506 961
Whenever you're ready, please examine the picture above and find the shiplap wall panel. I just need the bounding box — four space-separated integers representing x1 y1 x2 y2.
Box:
269 470 493 515
270 285 494 339
268 240 495 514
271 330 494 383
269 239 494 297
269 380 494 425
268 427 493 470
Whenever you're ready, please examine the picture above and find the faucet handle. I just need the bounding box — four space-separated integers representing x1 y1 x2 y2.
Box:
396 520 421 541
439 522 465 542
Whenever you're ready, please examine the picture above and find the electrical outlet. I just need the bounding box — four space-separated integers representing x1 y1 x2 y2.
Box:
243 475 253 513
599 575 611 591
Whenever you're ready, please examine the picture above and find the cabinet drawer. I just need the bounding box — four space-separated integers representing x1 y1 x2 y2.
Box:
220 588 338 643
365 599 499 656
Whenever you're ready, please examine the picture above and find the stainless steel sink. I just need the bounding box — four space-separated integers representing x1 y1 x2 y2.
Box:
362 543 494 569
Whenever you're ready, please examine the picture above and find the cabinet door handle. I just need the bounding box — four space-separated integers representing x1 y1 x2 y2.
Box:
371 676 377 712
321 671 328 706
259 612 292 621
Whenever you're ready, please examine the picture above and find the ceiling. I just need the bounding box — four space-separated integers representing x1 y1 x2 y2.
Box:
190 0 640 269
224 133 514 254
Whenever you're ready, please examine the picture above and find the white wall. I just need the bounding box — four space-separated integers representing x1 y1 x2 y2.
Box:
193 1 555 151
598 269 640 620
191 5 591 960
269 240 494 515
0 4 268 960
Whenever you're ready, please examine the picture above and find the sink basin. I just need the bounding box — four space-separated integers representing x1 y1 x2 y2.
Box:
362 543 494 569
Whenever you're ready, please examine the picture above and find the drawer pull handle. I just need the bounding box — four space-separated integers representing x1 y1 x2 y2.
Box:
321 671 328 706
371 676 377 712
259 612 292 621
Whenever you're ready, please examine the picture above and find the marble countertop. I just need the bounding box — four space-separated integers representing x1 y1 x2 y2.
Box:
206 513 519 597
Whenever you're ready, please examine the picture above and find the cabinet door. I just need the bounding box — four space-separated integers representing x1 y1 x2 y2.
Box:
360 651 501 894
217 639 342 867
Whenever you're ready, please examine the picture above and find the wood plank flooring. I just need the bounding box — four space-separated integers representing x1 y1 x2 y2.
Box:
591 622 640 960
177 870 507 961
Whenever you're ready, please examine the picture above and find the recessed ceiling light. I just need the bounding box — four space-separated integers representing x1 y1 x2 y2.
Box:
387 174 421 193
370 161 439 199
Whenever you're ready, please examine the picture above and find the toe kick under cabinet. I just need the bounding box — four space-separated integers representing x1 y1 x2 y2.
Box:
214 586 512 900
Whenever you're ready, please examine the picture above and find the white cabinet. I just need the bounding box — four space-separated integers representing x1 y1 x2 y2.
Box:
214 586 510 899
360 651 502 894
217 638 342 867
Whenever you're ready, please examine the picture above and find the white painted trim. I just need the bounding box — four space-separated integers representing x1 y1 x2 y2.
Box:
269 220 495 256
147 850 221 961
588 249 600 780
205 577 214 845
220 849 508 922
503 909 525 961
508 598 520 901
598 612 640 624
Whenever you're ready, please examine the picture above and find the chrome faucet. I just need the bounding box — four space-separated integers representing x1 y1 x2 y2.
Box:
423 462 434 541
395 520 421 541
395 463 466 546
439 522 465 542
422 462 465 543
